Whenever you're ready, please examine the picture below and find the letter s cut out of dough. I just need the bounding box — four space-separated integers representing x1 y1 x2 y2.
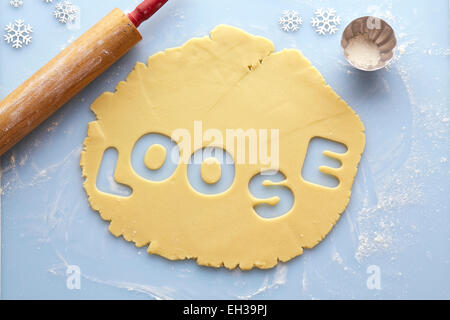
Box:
81 25 365 270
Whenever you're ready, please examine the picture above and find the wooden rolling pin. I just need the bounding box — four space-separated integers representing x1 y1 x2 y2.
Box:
0 0 168 156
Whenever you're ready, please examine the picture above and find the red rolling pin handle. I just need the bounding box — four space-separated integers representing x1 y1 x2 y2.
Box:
128 0 169 27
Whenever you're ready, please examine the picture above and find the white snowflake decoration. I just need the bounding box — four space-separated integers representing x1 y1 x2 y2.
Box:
9 0 23 8
54 1 78 24
4 19 33 49
279 10 302 32
311 8 341 35
43 0 53 3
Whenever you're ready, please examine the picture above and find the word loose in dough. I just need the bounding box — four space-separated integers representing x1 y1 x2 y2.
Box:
81 25 365 270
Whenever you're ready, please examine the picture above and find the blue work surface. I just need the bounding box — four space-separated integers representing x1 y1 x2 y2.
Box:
1 0 449 299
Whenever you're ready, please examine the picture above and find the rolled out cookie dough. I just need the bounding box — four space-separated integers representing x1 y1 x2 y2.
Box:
81 25 365 270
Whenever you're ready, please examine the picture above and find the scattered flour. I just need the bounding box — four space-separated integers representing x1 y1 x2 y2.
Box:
49 250 176 300
332 251 344 265
398 40 416 55
426 46 450 56
238 263 287 299
353 56 449 263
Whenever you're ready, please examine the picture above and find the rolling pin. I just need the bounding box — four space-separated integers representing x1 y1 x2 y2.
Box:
0 0 168 156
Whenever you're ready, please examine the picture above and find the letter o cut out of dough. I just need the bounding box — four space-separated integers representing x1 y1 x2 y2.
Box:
81 25 365 270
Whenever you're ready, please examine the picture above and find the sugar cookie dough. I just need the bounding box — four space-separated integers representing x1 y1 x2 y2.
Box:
81 25 365 270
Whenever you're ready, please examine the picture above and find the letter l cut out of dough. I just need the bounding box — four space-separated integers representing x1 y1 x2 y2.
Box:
81 25 365 270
